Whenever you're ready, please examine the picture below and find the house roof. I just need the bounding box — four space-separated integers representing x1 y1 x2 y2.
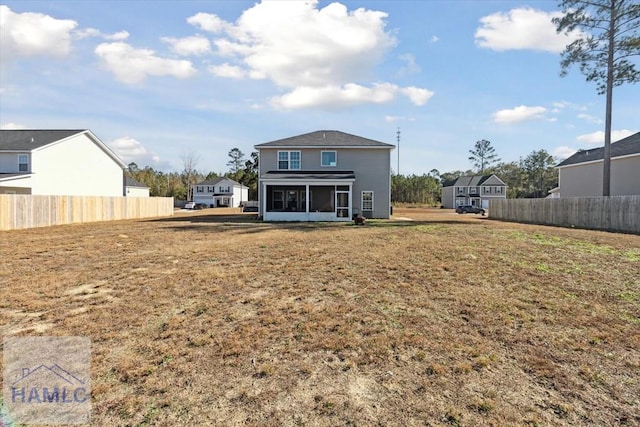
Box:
255 130 394 149
124 176 148 188
556 131 640 167
0 129 128 169
442 174 505 187
194 177 243 186
0 129 85 150
261 170 355 180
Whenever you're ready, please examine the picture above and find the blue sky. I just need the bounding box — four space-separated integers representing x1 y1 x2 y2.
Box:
1 0 638 175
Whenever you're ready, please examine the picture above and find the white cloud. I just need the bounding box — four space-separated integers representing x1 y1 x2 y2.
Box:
384 115 415 123
108 136 161 167
493 105 547 123
577 113 603 124
189 1 432 109
398 53 421 74
576 129 637 145
95 42 197 84
161 35 211 56
400 86 434 106
209 63 246 79
553 145 577 160
187 12 228 34
271 83 397 110
475 7 583 53
105 30 130 41
0 122 27 130
270 82 431 110
74 28 129 41
429 35 439 43
0 5 77 60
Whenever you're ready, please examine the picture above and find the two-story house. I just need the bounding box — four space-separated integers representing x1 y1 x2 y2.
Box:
255 130 394 221
555 131 639 197
191 177 248 208
0 130 127 196
441 175 507 209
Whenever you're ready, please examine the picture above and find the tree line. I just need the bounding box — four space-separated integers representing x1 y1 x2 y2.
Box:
126 148 258 201
391 140 559 204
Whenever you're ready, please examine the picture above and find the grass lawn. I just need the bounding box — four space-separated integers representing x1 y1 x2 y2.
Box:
1 208 639 426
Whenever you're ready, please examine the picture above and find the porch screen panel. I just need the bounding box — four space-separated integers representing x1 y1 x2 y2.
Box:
310 186 334 212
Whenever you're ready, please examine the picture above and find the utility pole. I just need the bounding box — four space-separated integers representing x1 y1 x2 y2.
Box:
396 127 401 176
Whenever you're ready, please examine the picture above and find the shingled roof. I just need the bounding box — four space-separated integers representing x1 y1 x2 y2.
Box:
255 130 394 148
556 132 640 167
0 130 86 150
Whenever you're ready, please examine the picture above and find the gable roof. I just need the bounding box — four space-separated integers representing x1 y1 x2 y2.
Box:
0 129 127 169
442 174 506 187
124 176 148 188
255 130 394 149
0 130 85 150
556 132 640 167
194 177 244 187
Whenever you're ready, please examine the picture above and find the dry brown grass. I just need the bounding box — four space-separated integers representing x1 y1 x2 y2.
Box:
1 208 639 426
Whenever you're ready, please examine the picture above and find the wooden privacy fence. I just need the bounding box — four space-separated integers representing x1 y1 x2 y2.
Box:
0 195 174 230
489 196 640 234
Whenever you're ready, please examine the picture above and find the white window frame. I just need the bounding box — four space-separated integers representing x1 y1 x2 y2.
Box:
361 191 374 211
321 151 337 167
196 186 203 193
495 186 503 194
483 186 491 194
457 187 465 194
277 151 301 170
219 186 231 193
18 154 29 172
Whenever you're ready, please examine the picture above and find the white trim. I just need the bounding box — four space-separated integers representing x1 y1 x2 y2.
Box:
361 190 374 211
277 150 301 170
320 150 337 167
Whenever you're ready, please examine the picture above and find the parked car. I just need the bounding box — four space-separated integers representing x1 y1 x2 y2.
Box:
194 203 208 210
455 205 486 215
184 201 195 209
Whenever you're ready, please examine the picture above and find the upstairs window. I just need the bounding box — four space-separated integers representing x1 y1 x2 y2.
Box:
457 187 465 194
207 186 214 193
18 154 29 172
219 186 231 193
495 186 504 194
321 151 337 167
196 186 203 193
278 151 301 170
483 186 492 194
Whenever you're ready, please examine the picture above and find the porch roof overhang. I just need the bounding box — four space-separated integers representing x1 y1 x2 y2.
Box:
260 170 355 183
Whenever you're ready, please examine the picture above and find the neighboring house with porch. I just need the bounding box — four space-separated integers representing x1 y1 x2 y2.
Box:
191 177 248 208
555 131 640 197
124 176 150 197
0 129 127 196
255 130 394 221
441 174 507 209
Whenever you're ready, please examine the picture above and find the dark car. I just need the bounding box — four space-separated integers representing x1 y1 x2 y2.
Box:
194 203 208 210
455 205 486 215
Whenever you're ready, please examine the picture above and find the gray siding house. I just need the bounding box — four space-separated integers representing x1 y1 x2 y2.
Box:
556 132 639 197
441 175 507 209
255 130 394 221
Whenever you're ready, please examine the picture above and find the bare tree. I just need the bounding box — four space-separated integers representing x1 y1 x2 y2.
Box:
181 150 201 201
553 0 640 196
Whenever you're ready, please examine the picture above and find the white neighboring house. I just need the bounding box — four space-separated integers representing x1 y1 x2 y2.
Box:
441 175 507 209
192 177 248 208
555 132 640 197
124 177 150 197
0 129 127 196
